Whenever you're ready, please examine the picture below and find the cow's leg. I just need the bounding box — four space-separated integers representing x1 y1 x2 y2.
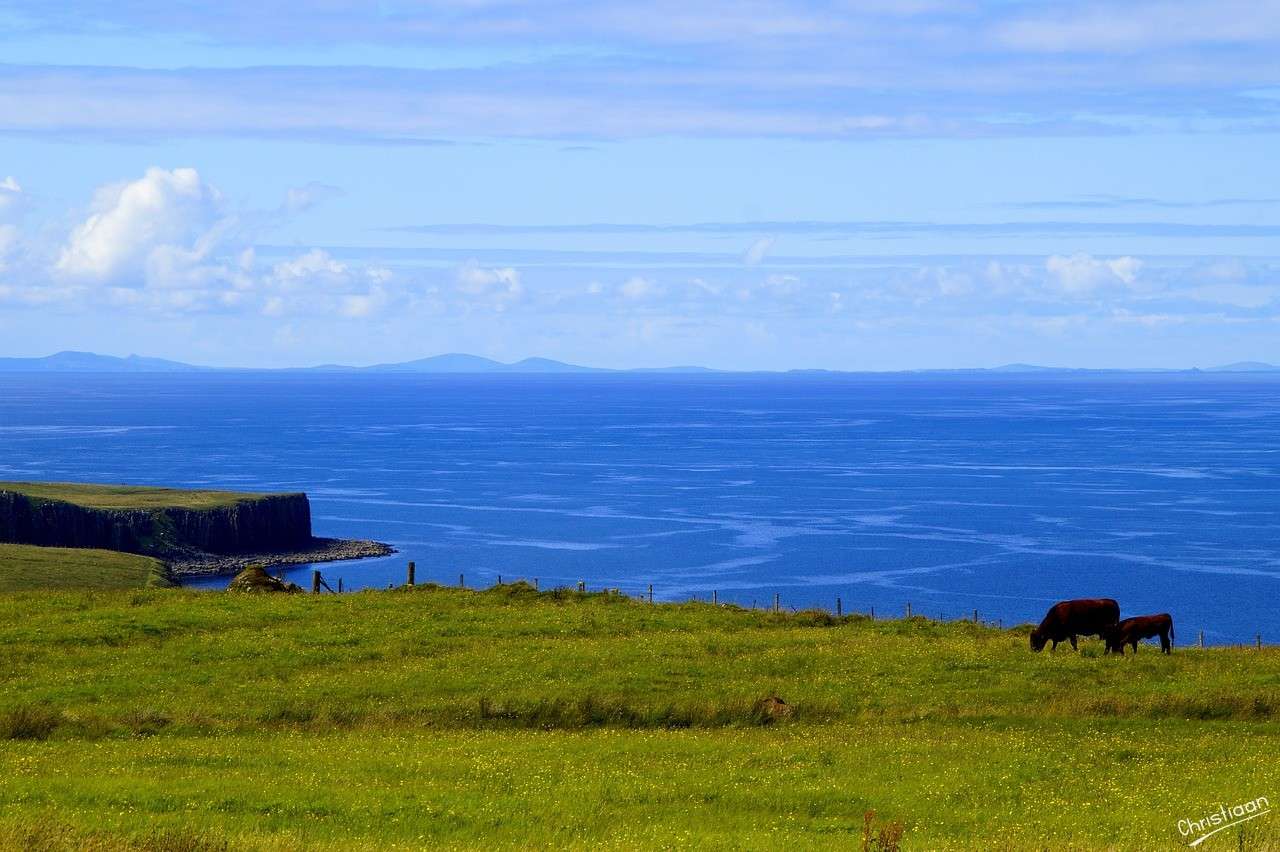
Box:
1130 640 1139 654
1051 639 1059 651
1070 635 1078 651
1161 631 1171 654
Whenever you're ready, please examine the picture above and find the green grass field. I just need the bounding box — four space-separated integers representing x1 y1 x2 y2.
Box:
0 481 286 509
1 584 1277 850
0 543 170 591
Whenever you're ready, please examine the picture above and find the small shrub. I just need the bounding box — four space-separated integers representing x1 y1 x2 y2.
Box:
862 810 905 852
256 702 317 725
121 709 172 737
0 704 62 740
791 609 836 627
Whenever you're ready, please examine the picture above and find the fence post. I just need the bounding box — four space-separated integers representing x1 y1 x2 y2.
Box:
533 577 538 591
836 596 842 617
459 573 464 588
1258 634 1263 650
973 609 979 624
312 570 321 594
906 602 912 619
870 606 875 620
498 574 502 586
712 590 718 606
1198 630 1204 649
407 561 415 586
578 580 586 593
773 593 780 613
338 578 343 593
648 584 653 604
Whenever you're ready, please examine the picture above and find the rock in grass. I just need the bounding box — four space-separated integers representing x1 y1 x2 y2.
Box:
752 696 793 723
227 564 302 594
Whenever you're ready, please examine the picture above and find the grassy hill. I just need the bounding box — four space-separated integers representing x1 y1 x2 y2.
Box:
0 543 170 591
0 584 1277 850
0 481 278 509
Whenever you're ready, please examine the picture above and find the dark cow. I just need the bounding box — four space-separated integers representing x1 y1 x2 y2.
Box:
1105 614 1174 655
1030 598 1120 652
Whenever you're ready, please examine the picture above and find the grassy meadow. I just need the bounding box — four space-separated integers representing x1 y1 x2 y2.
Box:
0 481 283 510
1 582 1278 850
0 543 170 591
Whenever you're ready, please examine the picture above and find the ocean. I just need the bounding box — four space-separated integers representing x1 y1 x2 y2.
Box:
2 371 1277 645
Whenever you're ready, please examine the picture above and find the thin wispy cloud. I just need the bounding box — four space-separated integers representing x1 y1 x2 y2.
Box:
996 196 1280 211
382 220 1280 239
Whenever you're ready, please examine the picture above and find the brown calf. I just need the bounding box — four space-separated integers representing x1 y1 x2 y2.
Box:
1105 614 1174 655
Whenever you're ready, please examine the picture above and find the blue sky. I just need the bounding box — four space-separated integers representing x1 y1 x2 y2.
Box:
1 1 1279 369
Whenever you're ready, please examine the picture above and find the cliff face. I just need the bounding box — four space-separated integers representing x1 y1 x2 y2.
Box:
0 491 313 557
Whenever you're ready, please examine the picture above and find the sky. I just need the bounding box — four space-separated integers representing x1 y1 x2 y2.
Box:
1 1 1279 370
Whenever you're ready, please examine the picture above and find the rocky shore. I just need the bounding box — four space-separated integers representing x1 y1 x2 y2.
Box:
169 537 395 577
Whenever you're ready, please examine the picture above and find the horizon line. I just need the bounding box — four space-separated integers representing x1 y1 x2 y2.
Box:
2 351 1278 375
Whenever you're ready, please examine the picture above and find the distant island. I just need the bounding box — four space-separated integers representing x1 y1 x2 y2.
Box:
1 350 1279 375
0 481 392 579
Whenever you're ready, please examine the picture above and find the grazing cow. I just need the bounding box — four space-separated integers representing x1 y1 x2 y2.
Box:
1105 614 1174 655
1030 598 1120 652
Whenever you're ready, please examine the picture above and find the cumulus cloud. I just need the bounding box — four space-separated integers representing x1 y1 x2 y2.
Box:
270 248 350 291
11 168 396 317
55 167 238 290
457 261 521 294
264 249 394 317
1045 254 1142 293
456 260 523 310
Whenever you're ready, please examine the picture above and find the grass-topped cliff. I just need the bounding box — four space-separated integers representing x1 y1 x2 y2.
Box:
0 481 313 558
0 481 269 509
0 583 1276 850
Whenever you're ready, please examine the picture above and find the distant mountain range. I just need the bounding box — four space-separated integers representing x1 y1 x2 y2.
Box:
0 351 718 374
0 351 205 373
1 351 1278 375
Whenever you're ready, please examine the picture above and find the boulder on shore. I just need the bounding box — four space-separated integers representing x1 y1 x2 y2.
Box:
227 564 302 594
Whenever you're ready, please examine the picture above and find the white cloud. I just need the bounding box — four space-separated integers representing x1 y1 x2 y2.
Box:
743 236 775 265
456 260 522 310
270 248 350 291
341 285 389 318
620 276 660 299
55 167 237 290
1045 254 1143 293
264 249 394 318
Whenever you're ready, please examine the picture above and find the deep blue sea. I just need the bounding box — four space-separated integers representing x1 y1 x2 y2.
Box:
2 372 1278 645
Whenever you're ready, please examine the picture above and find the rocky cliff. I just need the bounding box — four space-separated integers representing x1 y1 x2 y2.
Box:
0 490 313 557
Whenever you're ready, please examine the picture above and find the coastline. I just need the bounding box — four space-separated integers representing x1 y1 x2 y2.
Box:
168 537 395 578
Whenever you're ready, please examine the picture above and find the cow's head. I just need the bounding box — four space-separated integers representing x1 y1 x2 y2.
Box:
1029 629 1047 652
